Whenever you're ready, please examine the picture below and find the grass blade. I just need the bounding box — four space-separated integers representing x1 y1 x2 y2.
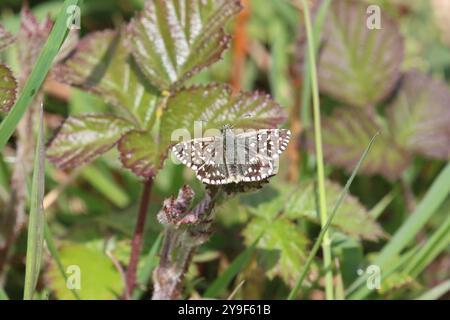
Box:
299 0 332 129
204 236 261 299
288 133 379 300
300 0 333 299
133 233 163 299
23 105 45 300
375 163 450 267
0 0 80 151
403 211 450 277
347 164 450 298
415 279 450 300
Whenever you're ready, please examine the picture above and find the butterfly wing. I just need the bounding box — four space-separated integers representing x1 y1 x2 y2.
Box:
172 137 230 185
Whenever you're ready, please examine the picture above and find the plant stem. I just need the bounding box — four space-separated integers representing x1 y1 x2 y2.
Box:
152 187 221 300
300 0 333 300
125 178 153 298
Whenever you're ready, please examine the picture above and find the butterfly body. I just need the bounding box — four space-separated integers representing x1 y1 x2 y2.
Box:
173 127 291 185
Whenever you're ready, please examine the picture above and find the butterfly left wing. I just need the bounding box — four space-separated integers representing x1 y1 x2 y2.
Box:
172 137 230 185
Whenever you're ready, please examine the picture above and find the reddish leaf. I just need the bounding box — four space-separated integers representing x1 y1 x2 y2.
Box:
47 115 134 169
0 24 14 51
317 108 410 180
318 0 404 108
17 6 53 73
118 130 161 178
388 71 450 160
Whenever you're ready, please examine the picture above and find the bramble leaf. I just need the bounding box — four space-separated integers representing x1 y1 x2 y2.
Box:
0 24 14 51
284 181 385 241
318 0 404 108
242 180 384 241
161 83 286 148
243 217 308 286
127 0 242 90
317 108 410 180
47 115 134 169
56 30 159 130
388 71 450 160
47 242 124 300
0 64 17 112
118 130 161 178
17 6 53 71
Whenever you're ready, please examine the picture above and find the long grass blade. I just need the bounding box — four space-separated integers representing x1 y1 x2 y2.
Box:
403 211 450 277
415 279 450 300
288 133 379 300
375 163 450 267
300 0 333 299
346 164 450 298
23 105 45 300
0 0 80 151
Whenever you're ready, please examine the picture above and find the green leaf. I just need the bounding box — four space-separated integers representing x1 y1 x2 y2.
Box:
47 242 124 300
243 217 308 286
23 106 45 300
318 108 410 180
47 115 134 169
56 30 159 129
161 83 286 149
0 24 14 51
318 0 404 107
285 180 385 241
118 130 160 178
388 71 450 160
127 0 242 90
0 64 17 113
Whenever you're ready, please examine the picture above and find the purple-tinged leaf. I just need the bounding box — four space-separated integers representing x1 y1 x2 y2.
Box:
47 115 134 169
127 0 242 90
317 108 410 181
118 130 161 178
388 71 450 160
56 30 159 130
0 64 17 112
318 0 404 108
0 24 14 51
161 83 286 149
17 6 53 74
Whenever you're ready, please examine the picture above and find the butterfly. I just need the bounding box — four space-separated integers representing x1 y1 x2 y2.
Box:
172 126 291 185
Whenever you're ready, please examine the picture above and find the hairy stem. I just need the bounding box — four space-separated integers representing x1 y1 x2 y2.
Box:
125 178 153 298
152 187 221 300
